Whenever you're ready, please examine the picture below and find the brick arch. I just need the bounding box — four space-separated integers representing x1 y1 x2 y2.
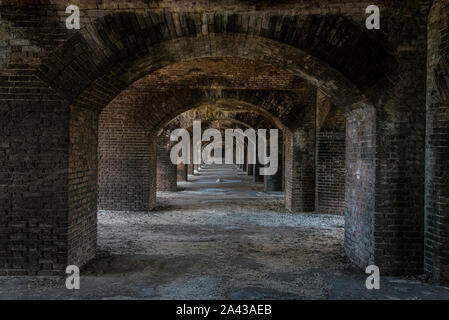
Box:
182 119 255 131
105 86 312 135
162 111 281 175
36 11 395 112
161 109 276 133
180 118 256 131
161 115 284 191
153 96 292 134
155 114 275 193
99 92 292 211
0 2 434 280
159 106 281 167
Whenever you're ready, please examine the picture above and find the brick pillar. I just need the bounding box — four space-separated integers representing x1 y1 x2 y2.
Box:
284 99 316 212
98 104 154 212
157 134 177 191
177 163 188 182
253 162 264 182
247 164 254 176
371 44 427 275
282 139 286 192
425 0 449 286
315 127 346 215
344 105 376 271
264 138 283 192
344 32 427 275
315 97 346 215
188 140 194 175
0 85 73 275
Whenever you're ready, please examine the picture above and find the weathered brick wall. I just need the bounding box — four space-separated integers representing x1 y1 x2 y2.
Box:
157 133 177 191
6 6 395 113
370 5 428 276
344 105 376 269
68 105 97 267
425 0 449 286
0 1 435 276
316 131 345 214
0 70 69 275
315 93 346 215
98 101 153 211
285 90 317 212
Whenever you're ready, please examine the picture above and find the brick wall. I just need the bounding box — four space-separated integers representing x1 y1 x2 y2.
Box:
264 138 283 192
68 105 97 267
315 93 346 215
425 0 449 286
284 90 316 212
0 1 435 276
157 133 177 191
0 69 69 275
371 5 428 276
98 101 154 211
344 105 376 269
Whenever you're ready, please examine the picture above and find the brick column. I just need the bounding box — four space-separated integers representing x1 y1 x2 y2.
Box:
425 0 449 286
344 105 376 270
264 158 283 191
177 164 188 182
284 98 316 212
98 105 154 212
264 139 283 192
315 96 346 215
344 28 427 275
157 134 177 191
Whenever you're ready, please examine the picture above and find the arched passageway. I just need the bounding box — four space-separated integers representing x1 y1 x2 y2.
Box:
1 1 446 297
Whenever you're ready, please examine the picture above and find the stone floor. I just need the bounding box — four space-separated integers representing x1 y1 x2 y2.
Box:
1 165 448 300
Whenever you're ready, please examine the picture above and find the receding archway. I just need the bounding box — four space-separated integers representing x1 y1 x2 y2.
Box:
2 9 413 278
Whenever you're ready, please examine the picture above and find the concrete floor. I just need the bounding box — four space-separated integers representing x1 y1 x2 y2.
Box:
1 164 448 300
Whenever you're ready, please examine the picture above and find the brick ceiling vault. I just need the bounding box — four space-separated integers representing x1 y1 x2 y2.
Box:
26 10 396 114
160 104 277 135
102 57 317 132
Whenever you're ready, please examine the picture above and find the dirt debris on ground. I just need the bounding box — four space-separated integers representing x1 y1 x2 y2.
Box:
1 165 448 300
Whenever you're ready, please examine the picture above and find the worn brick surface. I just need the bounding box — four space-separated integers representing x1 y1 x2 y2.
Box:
426 0 449 286
0 1 442 280
285 89 317 212
157 132 177 192
98 100 154 211
345 105 376 269
315 92 345 215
